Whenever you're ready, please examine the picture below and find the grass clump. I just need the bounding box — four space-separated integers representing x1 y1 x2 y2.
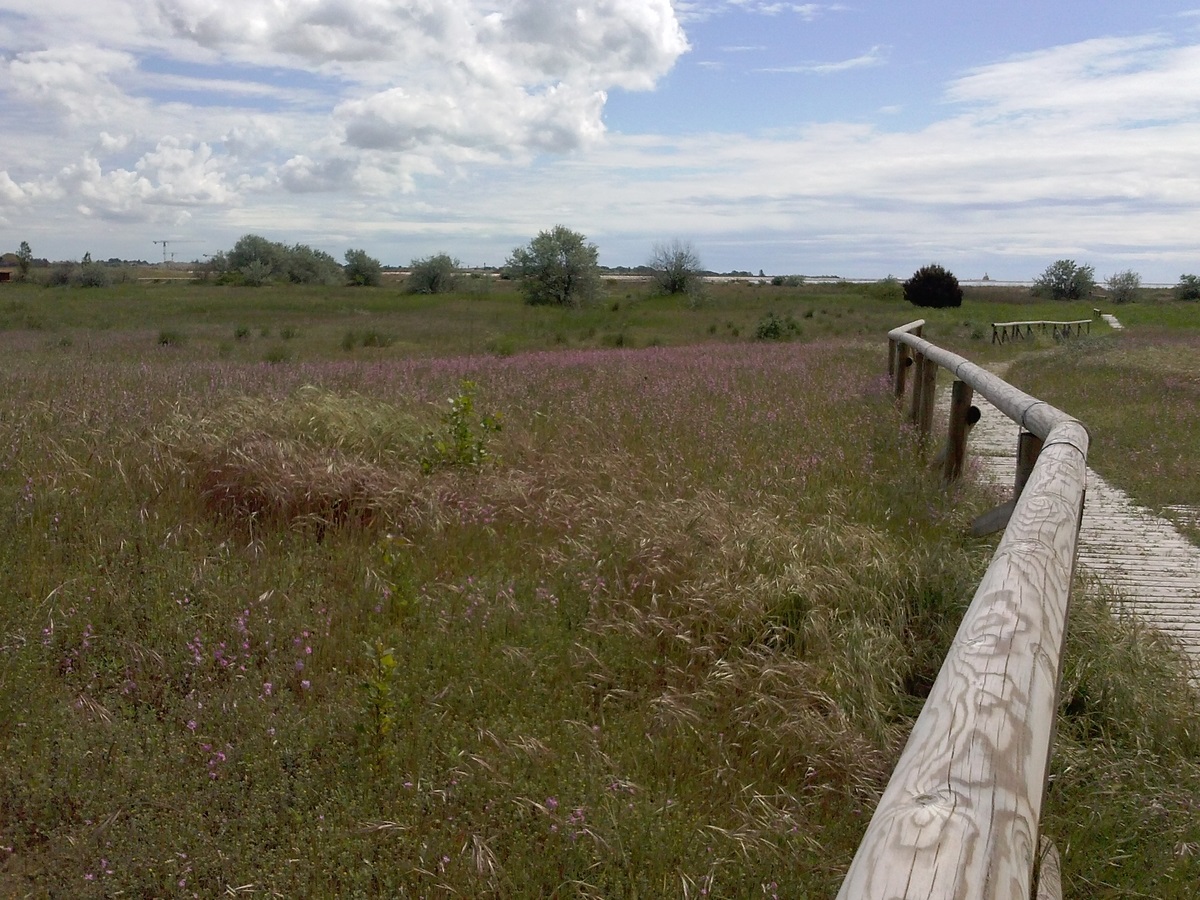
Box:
1043 583 1200 895
155 386 426 531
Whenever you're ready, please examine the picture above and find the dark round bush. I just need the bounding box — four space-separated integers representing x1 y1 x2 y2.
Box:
904 264 962 308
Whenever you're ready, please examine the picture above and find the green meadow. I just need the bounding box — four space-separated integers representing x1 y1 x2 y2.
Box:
0 277 1197 896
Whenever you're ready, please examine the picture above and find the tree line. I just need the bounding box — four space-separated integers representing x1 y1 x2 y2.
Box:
903 259 1200 308
6 231 1200 305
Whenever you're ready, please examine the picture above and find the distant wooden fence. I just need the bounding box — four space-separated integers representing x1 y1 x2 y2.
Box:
840 320 1090 899
992 319 1091 344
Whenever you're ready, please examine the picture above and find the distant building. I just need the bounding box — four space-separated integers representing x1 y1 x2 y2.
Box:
0 269 13 283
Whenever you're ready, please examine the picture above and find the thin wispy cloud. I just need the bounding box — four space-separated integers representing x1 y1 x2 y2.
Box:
758 46 887 74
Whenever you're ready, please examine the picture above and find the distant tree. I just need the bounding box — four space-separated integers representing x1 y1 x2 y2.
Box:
770 275 805 287
73 251 113 288
406 253 459 294
227 234 288 277
903 264 962 308
285 244 343 285
1104 269 1141 304
648 239 705 305
16 241 33 280
345 249 383 287
505 225 602 307
1174 274 1200 302
1033 259 1095 301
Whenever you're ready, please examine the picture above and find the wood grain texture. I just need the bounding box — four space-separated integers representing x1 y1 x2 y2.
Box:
841 321 1091 899
837 436 1087 899
1035 839 1063 900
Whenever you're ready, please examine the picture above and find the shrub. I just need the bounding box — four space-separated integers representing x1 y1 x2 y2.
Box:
770 275 805 287
406 253 459 294
73 264 113 288
42 263 75 286
867 276 903 302
345 249 382 287
420 381 502 473
1175 274 1200 302
648 240 705 305
240 259 272 287
754 311 800 340
506 225 602 307
284 244 344 285
1033 260 1095 301
903 264 962 308
1104 269 1141 304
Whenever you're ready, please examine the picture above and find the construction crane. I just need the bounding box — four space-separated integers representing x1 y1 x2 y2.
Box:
152 239 200 266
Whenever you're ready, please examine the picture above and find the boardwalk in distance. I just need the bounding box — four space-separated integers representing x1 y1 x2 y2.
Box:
951 382 1200 672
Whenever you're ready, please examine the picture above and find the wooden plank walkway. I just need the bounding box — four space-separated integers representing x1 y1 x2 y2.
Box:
944 380 1200 672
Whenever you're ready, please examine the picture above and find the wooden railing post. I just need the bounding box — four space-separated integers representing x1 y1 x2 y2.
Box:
888 338 897 378
917 351 937 436
1016 431 1044 498
942 380 977 483
910 351 926 425
895 343 912 401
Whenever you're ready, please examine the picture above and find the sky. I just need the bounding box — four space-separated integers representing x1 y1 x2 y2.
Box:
2 1 1200 281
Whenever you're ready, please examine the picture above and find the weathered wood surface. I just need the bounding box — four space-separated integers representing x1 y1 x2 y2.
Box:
1035 839 1063 900
952 382 1200 671
839 321 1091 899
941 380 975 483
837 434 1087 899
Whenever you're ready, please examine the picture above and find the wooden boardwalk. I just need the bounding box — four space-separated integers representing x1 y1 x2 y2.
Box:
949 383 1200 671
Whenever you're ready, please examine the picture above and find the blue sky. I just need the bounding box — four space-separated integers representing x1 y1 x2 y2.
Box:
2 1 1199 281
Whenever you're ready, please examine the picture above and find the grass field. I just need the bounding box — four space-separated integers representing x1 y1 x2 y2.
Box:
0 277 1197 896
1005 326 1200 543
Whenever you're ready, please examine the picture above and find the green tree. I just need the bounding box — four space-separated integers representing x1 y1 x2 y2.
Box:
1174 274 1200 302
1033 260 1095 301
345 249 383 286
506 225 602 307
903 264 962 308
285 244 343 285
1104 269 1141 304
16 241 33 280
648 239 705 305
406 253 458 294
227 234 288 277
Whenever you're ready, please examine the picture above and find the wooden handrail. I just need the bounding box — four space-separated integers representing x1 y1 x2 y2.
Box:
992 319 1091 344
991 319 1091 327
839 320 1089 899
